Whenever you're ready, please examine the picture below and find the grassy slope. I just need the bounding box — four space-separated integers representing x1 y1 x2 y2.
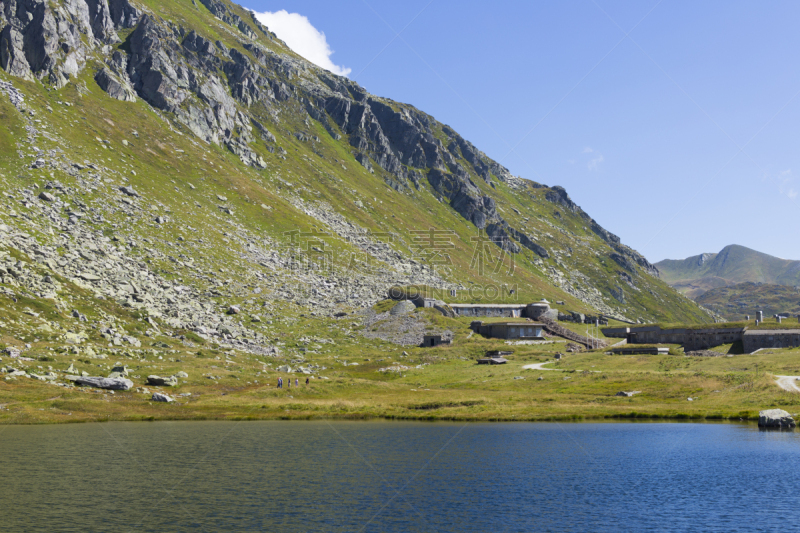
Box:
0 0 739 424
0 6 710 324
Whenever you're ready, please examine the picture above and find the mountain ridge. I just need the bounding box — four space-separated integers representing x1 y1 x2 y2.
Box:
656 244 800 298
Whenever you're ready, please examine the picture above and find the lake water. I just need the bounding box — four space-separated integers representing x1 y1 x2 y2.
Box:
1 420 799 532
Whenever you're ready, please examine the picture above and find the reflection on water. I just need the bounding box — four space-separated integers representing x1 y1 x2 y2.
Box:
1 420 799 532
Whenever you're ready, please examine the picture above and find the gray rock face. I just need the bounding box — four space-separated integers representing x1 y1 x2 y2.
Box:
75 376 134 390
95 67 136 101
758 409 796 428
0 0 139 88
146 375 178 387
0 26 33 80
108 0 140 29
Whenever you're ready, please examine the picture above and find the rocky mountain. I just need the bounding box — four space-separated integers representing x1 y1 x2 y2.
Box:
695 282 800 321
656 245 800 299
0 0 711 357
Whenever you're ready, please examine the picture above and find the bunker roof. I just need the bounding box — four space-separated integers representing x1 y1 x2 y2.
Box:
743 329 800 336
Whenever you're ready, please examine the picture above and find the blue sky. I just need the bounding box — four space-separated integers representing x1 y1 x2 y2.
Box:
243 0 800 263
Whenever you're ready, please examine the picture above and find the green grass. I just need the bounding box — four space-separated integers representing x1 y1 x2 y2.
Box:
3 313 800 424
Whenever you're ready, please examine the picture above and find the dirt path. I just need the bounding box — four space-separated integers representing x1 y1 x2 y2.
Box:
522 362 561 371
775 375 800 393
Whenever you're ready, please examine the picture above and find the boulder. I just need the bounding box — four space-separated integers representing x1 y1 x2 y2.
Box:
758 409 796 429
73 376 133 390
111 365 129 376
615 391 641 397
152 392 174 402
146 375 178 387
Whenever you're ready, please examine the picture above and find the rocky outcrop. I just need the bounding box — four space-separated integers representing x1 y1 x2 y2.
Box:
0 0 139 87
95 67 135 101
0 25 33 80
127 15 190 111
428 169 496 229
610 252 636 273
108 0 139 28
545 186 580 213
197 0 256 38
509 227 549 258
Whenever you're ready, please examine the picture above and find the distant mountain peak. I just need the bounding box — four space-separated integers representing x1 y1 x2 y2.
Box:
655 244 800 299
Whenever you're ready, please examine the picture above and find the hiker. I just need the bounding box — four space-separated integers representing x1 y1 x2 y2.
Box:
288 379 291 389
295 378 298 387
277 377 282 389
305 377 309 385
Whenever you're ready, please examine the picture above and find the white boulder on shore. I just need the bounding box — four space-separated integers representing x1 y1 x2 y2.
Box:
758 409 796 428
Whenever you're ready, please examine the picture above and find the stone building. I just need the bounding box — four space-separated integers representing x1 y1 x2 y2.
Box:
449 299 558 320
422 334 452 347
743 330 800 352
602 327 630 338
620 324 800 353
470 321 545 340
450 304 526 318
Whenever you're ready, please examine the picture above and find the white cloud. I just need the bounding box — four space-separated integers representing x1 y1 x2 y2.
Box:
252 10 351 77
775 169 798 200
583 147 604 171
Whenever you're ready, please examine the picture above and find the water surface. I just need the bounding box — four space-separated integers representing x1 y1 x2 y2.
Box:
1 420 798 532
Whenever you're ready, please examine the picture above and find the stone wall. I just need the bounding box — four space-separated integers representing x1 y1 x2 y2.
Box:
601 327 630 338
451 305 525 318
743 331 800 353
627 326 745 351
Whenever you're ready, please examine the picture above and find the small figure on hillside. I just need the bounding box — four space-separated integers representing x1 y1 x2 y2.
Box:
287 379 291 389
295 378 299 387
305 378 309 385
277 377 282 389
